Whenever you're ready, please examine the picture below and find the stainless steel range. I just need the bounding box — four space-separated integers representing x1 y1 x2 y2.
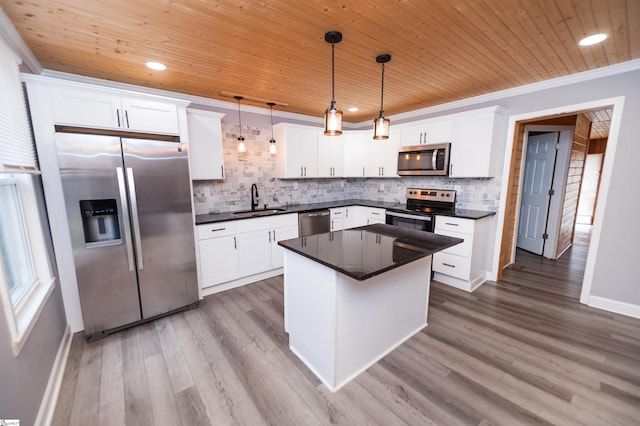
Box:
386 188 456 232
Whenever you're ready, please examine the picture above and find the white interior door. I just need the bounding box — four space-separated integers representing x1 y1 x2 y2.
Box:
517 132 559 254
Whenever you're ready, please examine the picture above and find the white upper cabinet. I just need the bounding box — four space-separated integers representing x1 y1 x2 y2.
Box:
50 86 180 134
450 106 506 178
274 123 318 178
343 131 368 177
400 117 453 147
186 109 225 180
365 128 400 177
317 132 344 177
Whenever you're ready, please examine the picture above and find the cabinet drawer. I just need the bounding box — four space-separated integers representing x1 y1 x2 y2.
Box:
435 216 474 234
330 208 345 218
436 229 470 257
197 222 237 240
433 252 470 280
271 213 298 228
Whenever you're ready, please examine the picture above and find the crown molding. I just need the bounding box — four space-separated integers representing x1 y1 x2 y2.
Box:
39 69 323 123
351 59 640 128
0 7 42 73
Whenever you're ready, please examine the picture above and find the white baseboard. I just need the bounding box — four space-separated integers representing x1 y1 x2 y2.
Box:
587 296 640 319
199 268 283 298
35 324 72 426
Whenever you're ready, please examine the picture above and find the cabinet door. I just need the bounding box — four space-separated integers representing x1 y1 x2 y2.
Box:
400 118 452 146
317 133 344 177
50 87 122 129
199 236 239 288
331 217 345 232
237 229 273 276
365 208 386 225
383 129 401 177
365 139 386 177
276 125 318 178
187 109 225 180
121 97 180 134
343 132 367 177
271 225 299 268
450 109 497 177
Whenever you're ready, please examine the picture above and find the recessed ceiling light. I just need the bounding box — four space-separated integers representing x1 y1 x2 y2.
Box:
579 34 607 46
146 61 167 71
348 107 359 112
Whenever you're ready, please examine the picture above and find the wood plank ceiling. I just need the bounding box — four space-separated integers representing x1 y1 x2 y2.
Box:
1 0 638 123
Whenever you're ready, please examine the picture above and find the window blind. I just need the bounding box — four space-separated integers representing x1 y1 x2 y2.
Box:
0 38 38 173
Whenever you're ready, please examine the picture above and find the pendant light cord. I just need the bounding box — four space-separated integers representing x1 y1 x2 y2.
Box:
331 43 336 105
379 62 385 116
237 98 243 137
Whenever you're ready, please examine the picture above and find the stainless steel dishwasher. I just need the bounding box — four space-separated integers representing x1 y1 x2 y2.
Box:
298 210 331 237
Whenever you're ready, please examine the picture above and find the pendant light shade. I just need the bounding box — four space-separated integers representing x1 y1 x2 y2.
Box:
234 96 246 153
373 54 391 140
324 31 343 136
267 102 277 155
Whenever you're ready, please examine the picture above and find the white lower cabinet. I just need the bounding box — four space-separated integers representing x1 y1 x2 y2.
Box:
330 207 347 231
197 214 298 292
432 215 492 292
364 207 386 225
197 222 239 288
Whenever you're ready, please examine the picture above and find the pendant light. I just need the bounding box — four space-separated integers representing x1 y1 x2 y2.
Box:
234 96 246 153
323 31 343 136
373 54 391 140
267 102 277 155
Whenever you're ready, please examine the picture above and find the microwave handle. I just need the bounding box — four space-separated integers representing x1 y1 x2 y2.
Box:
432 149 438 170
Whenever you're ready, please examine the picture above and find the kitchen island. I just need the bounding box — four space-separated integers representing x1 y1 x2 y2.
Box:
278 224 462 392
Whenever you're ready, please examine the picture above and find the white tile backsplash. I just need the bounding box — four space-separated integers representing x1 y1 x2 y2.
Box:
192 121 502 215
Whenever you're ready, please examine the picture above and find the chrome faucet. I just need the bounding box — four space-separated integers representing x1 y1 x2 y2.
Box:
251 183 259 211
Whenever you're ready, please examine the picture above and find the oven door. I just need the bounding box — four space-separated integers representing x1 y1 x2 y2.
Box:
385 211 434 232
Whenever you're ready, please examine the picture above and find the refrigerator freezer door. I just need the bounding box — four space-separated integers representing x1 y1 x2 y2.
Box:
121 138 198 319
55 133 142 335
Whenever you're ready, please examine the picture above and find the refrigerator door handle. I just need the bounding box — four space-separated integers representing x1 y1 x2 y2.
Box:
126 167 144 270
116 167 135 271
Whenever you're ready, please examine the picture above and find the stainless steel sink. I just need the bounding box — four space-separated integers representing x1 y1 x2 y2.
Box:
232 208 287 218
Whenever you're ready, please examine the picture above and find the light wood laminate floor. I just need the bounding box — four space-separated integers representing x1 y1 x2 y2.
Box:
53 232 640 425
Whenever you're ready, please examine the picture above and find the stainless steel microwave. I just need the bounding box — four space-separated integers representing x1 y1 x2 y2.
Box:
397 143 451 176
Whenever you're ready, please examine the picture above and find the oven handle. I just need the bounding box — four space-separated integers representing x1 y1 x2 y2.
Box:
386 211 432 221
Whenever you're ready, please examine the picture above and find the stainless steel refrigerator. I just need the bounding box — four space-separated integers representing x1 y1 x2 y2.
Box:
55 131 198 340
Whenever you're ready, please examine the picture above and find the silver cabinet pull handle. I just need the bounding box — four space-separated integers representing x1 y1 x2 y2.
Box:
221 165 224 178
116 167 135 271
273 230 276 240
445 222 459 226
126 167 144 270
116 109 121 127
268 231 271 242
211 228 226 232
125 110 130 128
234 236 237 249
443 263 455 268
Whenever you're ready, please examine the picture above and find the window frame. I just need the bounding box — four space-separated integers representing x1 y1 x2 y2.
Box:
0 173 56 356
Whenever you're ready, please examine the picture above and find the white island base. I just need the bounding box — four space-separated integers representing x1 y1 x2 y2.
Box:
283 251 432 392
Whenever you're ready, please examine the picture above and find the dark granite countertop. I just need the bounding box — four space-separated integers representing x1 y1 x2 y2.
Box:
195 199 495 225
277 224 463 281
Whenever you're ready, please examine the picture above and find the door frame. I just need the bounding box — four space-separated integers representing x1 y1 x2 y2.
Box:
519 126 574 259
491 96 625 306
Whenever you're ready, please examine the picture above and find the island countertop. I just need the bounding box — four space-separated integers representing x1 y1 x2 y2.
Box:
278 224 463 281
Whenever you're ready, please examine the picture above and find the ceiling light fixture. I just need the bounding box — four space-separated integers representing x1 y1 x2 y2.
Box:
373 54 391 140
145 61 166 71
579 33 607 46
324 31 343 136
348 107 359 112
267 102 277 155
234 96 246 153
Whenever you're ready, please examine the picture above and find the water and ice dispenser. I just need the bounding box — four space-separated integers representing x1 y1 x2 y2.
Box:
79 199 121 246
